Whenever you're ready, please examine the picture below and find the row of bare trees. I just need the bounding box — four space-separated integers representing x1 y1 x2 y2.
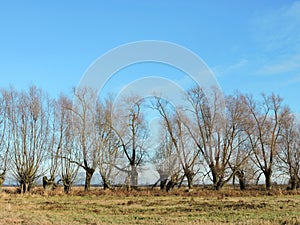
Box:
152 88 299 191
0 85 299 193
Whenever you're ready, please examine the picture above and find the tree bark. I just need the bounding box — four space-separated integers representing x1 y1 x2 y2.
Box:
166 173 178 192
84 168 95 192
101 174 112 190
43 176 56 191
0 173 4 193
157 170 169 190
130 165 138 189
236 170 246 190
289 175 299 190
0 179 3 193
215 179 224 191
20 181 32 194
62 177 72 194
211 165 224 190
64 183 70 194
264 169 272 190
185 168 195 190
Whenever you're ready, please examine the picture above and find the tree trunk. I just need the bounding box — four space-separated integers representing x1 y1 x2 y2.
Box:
60 175 72 194
160 179 168 190
19 175 34 194
62 177 71 194
215 179 224 191
264 169 272 190
0 173 4 193
0 180 3 193
103 181 110 190
211 165 224 190
236 170 246 190
21 182 26 194
130 165 138 189
185 168 195 190
101 174 112 190
64 183 71 194
157 170 169 190
43 176 56 191
289 175 299 190
21 182 31 194
166 173 178 192
84 168 95 192
238 176 246 191
212 172 218 189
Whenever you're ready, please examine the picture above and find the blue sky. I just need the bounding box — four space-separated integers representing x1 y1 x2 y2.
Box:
0 0 299 112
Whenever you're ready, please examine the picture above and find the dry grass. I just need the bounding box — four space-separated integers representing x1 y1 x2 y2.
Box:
1 186 300 225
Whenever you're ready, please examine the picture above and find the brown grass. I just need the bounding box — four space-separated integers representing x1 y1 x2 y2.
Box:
1 186 300 225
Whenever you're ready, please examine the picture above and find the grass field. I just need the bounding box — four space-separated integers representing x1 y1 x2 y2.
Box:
1 187 300 225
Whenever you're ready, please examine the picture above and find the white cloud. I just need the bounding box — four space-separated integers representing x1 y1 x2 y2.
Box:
213 59 249 77
255 54 300 76
251 1 300 53
216 2 300 80
248 1 300 80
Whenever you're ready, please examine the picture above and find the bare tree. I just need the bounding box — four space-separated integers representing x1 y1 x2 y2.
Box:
95 97 120 189
42 98 60 191
181 86 249 190
113 97 148 189
4 86 51 193
152 126 180 190
243 93 288 190
53 95 79 193
152 97 201 190
68 88 98 191
0 91 11 192
183 86 225 190
277 111 300 190
226 93 253 190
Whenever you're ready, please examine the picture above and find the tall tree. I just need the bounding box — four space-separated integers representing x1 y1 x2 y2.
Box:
183 86 228 190
55 95 79 193
277 111 300 190
43 98 60 191
182 86 250 190
152 126 180 191
113 97 148 189
226 93 253 190
152 97 201 190
95 97 120 189
243 93 288 190
70 88 98 191
4 86 51 193
0 91 11 192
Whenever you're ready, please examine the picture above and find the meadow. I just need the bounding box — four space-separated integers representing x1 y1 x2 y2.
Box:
0 187 300 225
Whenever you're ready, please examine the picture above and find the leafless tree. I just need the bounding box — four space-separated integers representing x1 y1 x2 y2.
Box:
4 86 51 193
183 86 224 190
95 97 120 189
151 126 180 190
182 86 249 190
0 91 11 192
69 88 98 191
113 97 148 189
243 93 288 190
277 111 300 190
42 98 61 191
53 95 79 193
152 97 201 190
225 93 253 190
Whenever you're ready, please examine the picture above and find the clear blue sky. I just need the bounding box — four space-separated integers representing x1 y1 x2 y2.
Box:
0 0 299 112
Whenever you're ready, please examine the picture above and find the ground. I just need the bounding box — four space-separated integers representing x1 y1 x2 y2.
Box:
0 187 300 224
